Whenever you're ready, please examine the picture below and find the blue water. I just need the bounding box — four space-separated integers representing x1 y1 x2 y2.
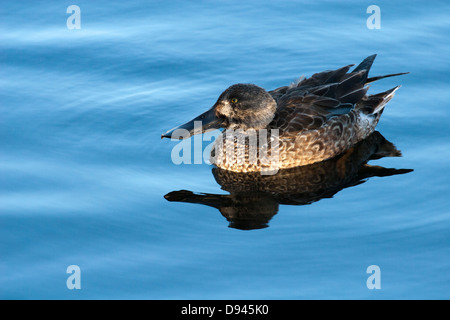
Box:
1 0 450 299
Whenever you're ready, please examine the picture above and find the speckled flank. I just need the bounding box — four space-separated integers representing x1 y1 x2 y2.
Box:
210 109 382 172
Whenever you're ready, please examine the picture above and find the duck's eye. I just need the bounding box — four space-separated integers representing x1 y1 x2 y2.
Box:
231 98 238 104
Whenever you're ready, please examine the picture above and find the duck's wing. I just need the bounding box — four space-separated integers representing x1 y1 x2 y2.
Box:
268 55 406 134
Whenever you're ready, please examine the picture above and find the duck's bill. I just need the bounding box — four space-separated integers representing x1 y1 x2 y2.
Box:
161 106 223 139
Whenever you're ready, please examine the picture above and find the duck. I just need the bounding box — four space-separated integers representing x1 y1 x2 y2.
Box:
162 54 408 173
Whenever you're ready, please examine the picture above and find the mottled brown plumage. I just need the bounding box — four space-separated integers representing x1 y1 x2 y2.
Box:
162 55 408 172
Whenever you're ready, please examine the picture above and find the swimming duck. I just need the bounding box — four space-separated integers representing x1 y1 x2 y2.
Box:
162 54 408 172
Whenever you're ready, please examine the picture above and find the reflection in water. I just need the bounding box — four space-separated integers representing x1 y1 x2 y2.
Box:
165 132 413 230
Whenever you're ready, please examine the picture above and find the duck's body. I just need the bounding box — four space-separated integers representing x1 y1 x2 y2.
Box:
162 55 407 173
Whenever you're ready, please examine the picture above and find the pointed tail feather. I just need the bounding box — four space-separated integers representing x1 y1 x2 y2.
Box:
367 72 410 83
359 86 401 114
353 54 377 73
352 55 409 85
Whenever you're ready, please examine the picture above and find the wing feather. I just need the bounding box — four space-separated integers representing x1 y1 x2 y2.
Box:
268 55 407 134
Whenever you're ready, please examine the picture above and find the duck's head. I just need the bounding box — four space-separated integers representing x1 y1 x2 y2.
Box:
161 84 277 139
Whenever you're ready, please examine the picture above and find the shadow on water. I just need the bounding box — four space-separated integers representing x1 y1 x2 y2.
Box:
165 131 413 230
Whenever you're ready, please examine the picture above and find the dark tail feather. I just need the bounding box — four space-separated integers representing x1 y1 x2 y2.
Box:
351 54 377 83
352 55 409 84
353 54 377 73
367 72 410 83
359 86 401 115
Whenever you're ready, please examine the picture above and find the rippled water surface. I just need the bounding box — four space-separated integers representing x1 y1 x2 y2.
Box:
1 0 450 299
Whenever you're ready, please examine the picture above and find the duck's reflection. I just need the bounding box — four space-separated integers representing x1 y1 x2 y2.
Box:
164 132 412 230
